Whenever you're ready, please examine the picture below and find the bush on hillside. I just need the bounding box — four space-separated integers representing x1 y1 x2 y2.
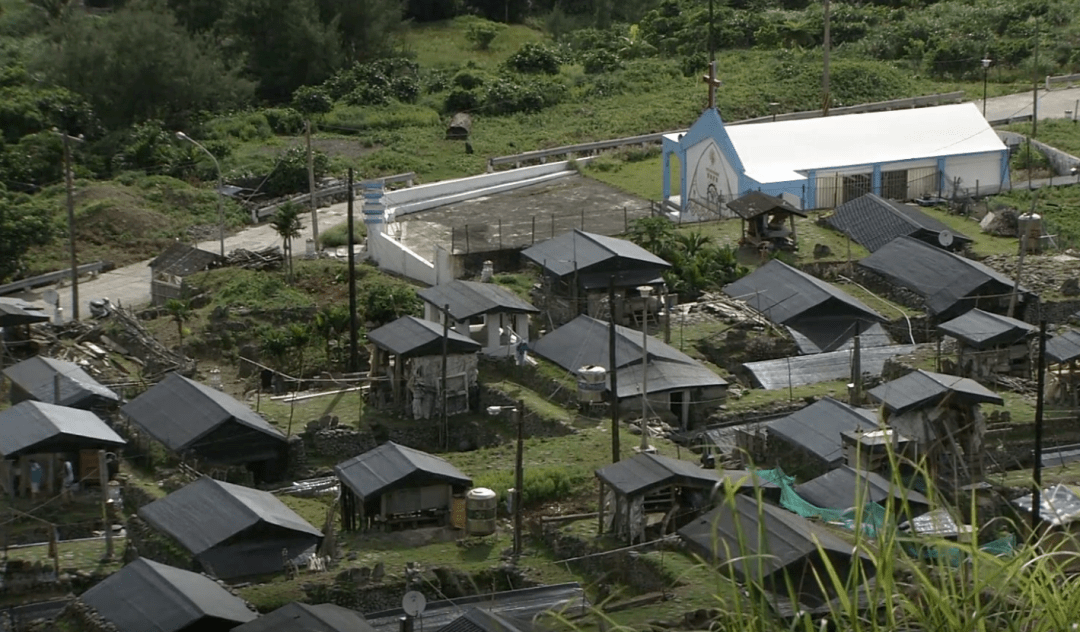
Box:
504 42 561 75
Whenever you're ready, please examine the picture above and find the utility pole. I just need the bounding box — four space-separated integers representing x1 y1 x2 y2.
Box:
822 0 831 116
1008 233 1028 319
1032 319 1047 530
850 322 862 405
62 132 78 321
98 450 113 560
306 120 319 249
708 0 715 63
1033 20 1039 138
639 312 651 453
513 399 524 556
346 168 359 372
441 303 450 450
608 278 620 463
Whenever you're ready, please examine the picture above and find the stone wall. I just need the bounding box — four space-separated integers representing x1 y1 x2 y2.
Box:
998 130 1080 176
123 515 198 573
43 600 121 632
539 527 670 596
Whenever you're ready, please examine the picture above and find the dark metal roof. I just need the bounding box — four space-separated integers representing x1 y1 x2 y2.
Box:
937 308 1036 349
364 584 587 632
149 241 221 277
767 397 878 466
366 316 481 358
79 558 257 632
139 477 322 556
718 469 780 491
867 369 1004 414
794 466 930 511
417 280 538 321
826 193 970 253
233 603 373 632
787 321 892 355
724 260 883 327
678 495 866 582
436 608 535 632
1046 329 1080 364
858 236 1030 316
2 356 120 408
1013 484 1080 527
743 344 918 390
0 301 50 327
0 400 125 458
595 452 722 496
122 373 284 452
335 441 472 500
725 191 807 220
521 230 669 279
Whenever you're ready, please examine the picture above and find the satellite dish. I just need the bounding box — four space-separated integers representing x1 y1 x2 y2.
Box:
43 289 59 306
402 591 426 617
938 230 954 248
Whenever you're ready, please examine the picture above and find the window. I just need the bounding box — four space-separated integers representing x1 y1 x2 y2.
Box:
881 170 908 199
842 173 872 203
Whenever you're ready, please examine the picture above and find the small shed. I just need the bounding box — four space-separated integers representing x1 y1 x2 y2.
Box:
825 193 972 253
1044 328 1080 406
79 558 257 632
726 191 808 252
418 279 538 356
595 452 724 543
678 495 875 609
138 476 324 579
794 465 930 519
366 315 482 420
764 397 878 480
0 401 125 497
121 373 287 481
3 356 120 411
335 441 473 532
868 369 1003 489
149 241 221 305
937 308 1036 379
0 299 49 351
233 603 373 632
446 112 472 140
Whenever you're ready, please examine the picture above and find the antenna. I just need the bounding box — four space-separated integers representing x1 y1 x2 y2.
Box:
402 591 427 618
937 230 954 248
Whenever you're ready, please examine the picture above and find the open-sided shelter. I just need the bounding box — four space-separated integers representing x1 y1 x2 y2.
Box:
937 308 1036 379
0 299 49 353
763 397 878 479
138 476 323 579
825 193 971 253
1047 328 1080 405
678 495 875 609
418 279 537 356
3 356 120 411
794 465 930 518
232 602 372 632
0 400 125 497
366 315 481 420
149 241 221 305
521 230 670 328
726 191 808 252
122 373 287 481
724 259 888 354
336 441 472 532
595 452 724 543
79 558 256 632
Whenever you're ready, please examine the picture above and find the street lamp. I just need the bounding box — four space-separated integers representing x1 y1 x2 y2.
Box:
487 400 524 557
769 102 780 122
981 55 992 118
176 131 225 257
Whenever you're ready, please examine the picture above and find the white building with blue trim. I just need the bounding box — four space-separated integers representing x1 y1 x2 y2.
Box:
661 102 1008 218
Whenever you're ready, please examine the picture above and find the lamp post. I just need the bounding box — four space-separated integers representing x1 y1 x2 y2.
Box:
769 102 780 122
54 129 84 321
981 54 992 117
487 400 525 557
176 131 225 257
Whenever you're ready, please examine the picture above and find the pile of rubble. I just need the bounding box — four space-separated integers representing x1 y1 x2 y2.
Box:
980 252 1080 297
224 246 283 271
676 292 784 335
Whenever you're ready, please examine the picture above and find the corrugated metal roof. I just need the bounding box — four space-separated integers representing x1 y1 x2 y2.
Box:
436 608 534 632
335 441 472 500
80 558 257 632
139 477 322 557
149 242 221 277
867 369 1004 414
0 400 125 458
1046 329 1080 364
595 452 722 496
724 260 883 327
2 356 120 408
233 603 373 632
521 230 669 279
718 469 780 490
417 280 538 321
0 301 50 327
364 584 587 632
743 344 918 390
122 373 284 452
794 466 930 511
936 308 1036 349
767 397 878 465
858 236 1029 316
613 359 727 398
826 194 970 253
725 191 807 220
366 316 481 358
787 320 892 355
1013 484 1080 527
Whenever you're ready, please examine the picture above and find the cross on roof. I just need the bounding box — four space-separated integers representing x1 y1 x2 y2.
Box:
702 61 722 111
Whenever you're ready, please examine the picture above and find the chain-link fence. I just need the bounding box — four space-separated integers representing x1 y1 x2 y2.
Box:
447 204 653 254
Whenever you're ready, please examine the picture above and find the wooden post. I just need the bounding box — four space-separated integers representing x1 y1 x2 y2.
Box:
99 450 113 560
513 400 525 557
1033 319 1047 531
441 304 450 450
347 168 359 373
1008 233 1027 319
609 278 621 463
306 120 319 247
597 479 605 535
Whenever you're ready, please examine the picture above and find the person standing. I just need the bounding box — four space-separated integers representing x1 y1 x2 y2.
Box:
28 460 43 501
61 460 75 502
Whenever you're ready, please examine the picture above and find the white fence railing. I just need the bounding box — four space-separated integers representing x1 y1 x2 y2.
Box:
252 171 416 222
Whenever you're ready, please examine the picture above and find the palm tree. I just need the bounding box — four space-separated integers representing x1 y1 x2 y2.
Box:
270 202 304 283
164 299 191 356
628 216 676 260
674 230 712 259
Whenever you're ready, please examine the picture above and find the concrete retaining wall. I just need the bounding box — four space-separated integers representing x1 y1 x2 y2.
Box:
998 130 1080 176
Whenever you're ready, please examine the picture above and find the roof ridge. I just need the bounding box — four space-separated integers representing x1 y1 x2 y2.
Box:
141 558 210 623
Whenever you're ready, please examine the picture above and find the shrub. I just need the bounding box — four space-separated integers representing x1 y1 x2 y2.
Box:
452 69 487 90
473 466 590 508
204 111 273 142
582 49 622 74
264 146 331 197
444 88 481 113
318 220 366 248
465 20 502 50
291 85 333 116
504 42 561 75
262 107 305 135
357 276 420 325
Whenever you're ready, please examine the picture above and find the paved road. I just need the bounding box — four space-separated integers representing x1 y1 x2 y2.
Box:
982 84 1080 123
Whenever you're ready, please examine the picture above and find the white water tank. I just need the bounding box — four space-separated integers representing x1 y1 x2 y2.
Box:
466 487 498 536
577 365 607 403
1018 213 1042 252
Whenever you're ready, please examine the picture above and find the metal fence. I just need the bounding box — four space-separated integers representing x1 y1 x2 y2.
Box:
812 170 941 209
447 205 653 254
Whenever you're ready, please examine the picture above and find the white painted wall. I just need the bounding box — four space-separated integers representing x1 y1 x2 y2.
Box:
943 153 1002 191
685 138 739 215
368 231 437 285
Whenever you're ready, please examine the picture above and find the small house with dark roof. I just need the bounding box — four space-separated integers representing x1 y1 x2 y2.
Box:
724 259 888 354
532 315 727 428
138 476 323 579
436 607 535 632
0 400 125 497
825 193 972 253
1046 329 1080 405
794 465 930 519
763 397 878 480
418 280 537 356
678 495 875 610
858 236 1032 318
937 308 1036 380
595 452 725 543
233 603 373 632
121 373 287 481
726 190 808 252
78 558 257 632
3 356 120 411
149 241 221 305
366 315 482 420
869 370 1003 488
0 299 49 348
521 230 670 327
335 441 472 532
